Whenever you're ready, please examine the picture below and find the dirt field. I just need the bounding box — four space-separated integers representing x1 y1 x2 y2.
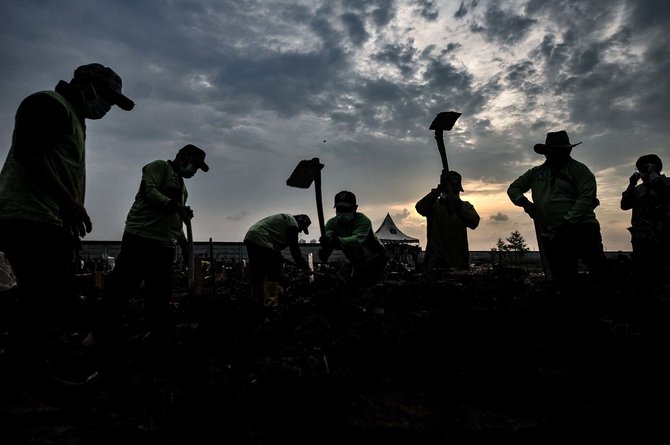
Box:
2 261 669 444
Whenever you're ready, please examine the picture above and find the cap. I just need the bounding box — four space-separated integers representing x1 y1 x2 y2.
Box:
334 190 357 207
73 63 134 111
178 144 209 172
294 214 311 235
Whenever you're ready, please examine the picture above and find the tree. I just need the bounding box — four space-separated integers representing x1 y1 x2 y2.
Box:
505 230 529 263
490 231 529 264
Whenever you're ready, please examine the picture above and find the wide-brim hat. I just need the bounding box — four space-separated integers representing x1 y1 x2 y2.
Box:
534 130 582 154
635 154 662 172
73 63 134 111
178 144 209 172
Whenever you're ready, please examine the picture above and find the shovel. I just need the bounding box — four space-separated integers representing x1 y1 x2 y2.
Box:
286 158 326 238
185 218 195 290
429 111 461 172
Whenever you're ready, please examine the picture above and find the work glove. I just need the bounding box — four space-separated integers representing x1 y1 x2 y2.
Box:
518 197 537 219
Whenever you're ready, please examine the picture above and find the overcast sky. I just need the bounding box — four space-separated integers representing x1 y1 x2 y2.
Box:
1 0 669 251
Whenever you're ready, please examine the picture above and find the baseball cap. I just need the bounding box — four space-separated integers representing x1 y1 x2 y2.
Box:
294 214 311 235
334 190 357 207
178 144 209 172
73 63 135 111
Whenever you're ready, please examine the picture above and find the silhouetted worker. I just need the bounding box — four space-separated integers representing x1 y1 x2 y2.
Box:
415 170 480 270
621 154 670 286
103 144 208 334
0 63 134 384
319 190 387 286
244 213 311 306
507 130 607 284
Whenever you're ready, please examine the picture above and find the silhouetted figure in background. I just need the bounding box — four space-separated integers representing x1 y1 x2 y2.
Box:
507 131 607 285
0 63 134 387
103 144 208 335
416 170 480 270
244 213 311 306
319 191 387 286
621 154 670 287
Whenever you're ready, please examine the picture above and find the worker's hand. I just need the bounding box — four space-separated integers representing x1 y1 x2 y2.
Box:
62 200 92 238
183 205 194 221
518 197 537 219
629 171 641 186
319 235 338 249
167 200 193 222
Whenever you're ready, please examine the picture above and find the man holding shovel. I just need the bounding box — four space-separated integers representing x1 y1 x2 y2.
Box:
416 170 480 270
507 131 607 284
102 144 209 335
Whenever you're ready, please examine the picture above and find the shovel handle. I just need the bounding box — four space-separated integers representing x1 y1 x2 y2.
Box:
314 172 326 237
434 130 449 172
186 219 195 288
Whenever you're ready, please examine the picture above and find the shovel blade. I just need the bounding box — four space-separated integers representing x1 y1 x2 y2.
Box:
286 158 324 189
429 111 461 131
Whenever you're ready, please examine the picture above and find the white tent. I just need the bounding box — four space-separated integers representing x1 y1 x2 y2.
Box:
374 213 419 245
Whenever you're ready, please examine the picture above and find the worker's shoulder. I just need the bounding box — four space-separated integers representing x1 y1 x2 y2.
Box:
18 90 70 116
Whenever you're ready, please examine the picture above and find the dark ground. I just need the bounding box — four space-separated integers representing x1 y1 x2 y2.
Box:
2 259 670 444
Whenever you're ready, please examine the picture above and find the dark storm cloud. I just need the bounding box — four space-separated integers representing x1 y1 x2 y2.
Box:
372 41 419 78
470 4 536 45
341 12 370 46
371 0 397 27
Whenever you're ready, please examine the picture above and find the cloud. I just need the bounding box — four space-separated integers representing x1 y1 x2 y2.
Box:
470 4 536 45
489 212 510 222
226 211 251 222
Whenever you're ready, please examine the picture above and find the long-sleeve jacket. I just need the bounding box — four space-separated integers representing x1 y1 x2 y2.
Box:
124 159 187 247
244 213 307 266
0 84 86 226
620 175 670 244
415 189 480 269
321 212 386 265
507 158 599 229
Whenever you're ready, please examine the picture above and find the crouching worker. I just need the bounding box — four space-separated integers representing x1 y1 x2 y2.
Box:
318 191 387 286
244 214 311 306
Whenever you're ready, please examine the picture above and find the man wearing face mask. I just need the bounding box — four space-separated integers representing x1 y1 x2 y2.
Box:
415 170 480 270
507 130 607 284
0 63 134 386
621 154 670 286
101 144 209 336
318 190 387 286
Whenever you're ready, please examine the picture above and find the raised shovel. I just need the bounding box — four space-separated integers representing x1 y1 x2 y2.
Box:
429 111 461 172
286 158 326 238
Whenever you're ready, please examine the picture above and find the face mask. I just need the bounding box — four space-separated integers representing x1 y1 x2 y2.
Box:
80 96 111 120
336 212 354 223
180 162 196 178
